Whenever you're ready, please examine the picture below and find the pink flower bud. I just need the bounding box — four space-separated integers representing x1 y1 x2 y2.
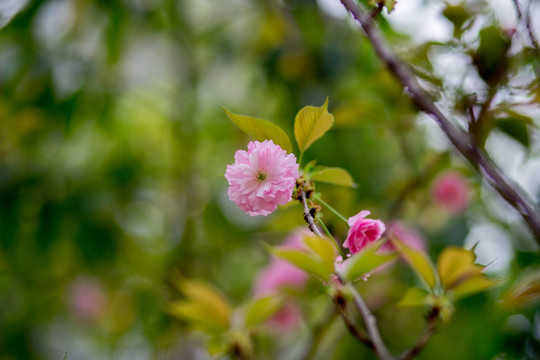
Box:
225 140 299 216
343 210 385 254
432 171 470 214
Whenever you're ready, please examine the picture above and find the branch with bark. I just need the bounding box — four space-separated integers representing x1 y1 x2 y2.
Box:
338 0 540 245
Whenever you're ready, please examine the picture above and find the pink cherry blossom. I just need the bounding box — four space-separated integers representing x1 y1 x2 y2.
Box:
225 140 299 216
343 210 385 254
432 171 470 214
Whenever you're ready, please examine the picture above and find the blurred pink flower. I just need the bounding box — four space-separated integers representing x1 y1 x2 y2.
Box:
381 221 425 252
68 276 107 322
432 171 470 214
343 210 385 254
253 229 312 330
267 302 303 331
254 257 309 297
225 140 299 216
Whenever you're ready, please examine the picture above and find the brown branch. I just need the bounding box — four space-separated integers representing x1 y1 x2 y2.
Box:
397 307 439 360
337 303 373 346
333 288 374 347
338 0 540 245
348 284 394 360
300 187 326 238
370 2 384 19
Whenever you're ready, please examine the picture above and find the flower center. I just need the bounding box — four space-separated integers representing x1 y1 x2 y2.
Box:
256 170 266 181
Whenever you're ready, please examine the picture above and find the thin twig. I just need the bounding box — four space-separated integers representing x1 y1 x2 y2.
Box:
397 307 440 360
314 194 349 224
317 215 347 258
512 0 540 54
370 2 384 19
300 188 326 238
469 89 496 147
334 291 373 347
338 0 540 244
348 284 394 360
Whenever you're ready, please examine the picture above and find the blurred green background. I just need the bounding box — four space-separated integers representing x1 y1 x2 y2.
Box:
1 0 539 359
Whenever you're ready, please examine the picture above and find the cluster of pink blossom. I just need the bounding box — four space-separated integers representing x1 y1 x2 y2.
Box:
225 140 299 216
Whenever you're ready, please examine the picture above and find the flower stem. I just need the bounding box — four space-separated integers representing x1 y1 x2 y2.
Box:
314 194 349 224
317 215 346 258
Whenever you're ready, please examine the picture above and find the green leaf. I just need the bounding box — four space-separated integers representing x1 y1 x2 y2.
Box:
495 118 530 147
438 246 483 290
271 247 331 281
294 97 334 152
303 159 317 175
171 277 232 329
442 3 471 36
244 296 283 328
398 287 432 307
393 238 437 291
473 26 510 85
302 235 336 273
223 107 293 153
383 0 397 12
168 301 230 333
310 166 356 187
452 276 498 300
341 241 397 282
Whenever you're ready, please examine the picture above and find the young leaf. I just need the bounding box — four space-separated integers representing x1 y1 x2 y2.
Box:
244 296 283 328
442 3 471 36
383 0 397 12
398 287 432 307
172 278 232 329
294 97 334 152
341 241 397 282
311 166 356 187
473 26 510 85
437 246 483 290
452 276 498 301
223 107 293 153
168 301 230 333
393 238 437 291
271 247 331 281
302 235 336 272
